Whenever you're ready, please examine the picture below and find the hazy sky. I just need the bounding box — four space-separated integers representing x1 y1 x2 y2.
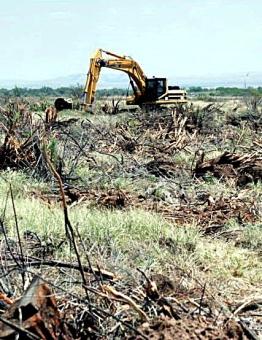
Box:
0 0 261 81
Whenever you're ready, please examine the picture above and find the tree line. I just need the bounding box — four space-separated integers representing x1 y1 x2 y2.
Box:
0 85 261 98
188 86 262 97
0 86 127 98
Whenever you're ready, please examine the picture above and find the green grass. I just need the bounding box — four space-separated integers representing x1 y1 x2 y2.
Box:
224 221 262 252
0 170 49 198
0 170 260 299
240 223 262 251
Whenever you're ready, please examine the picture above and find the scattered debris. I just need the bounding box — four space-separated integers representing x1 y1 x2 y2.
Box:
194 151 262 185
0 277 71 339
0 99 261 339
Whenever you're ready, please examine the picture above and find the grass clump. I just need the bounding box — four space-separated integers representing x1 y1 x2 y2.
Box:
234 223 262 252
0 177 261 298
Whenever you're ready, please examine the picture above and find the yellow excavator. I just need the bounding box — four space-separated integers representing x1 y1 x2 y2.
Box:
55 49 187 111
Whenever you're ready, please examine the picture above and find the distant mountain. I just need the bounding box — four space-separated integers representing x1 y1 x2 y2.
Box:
0 73 129 90
172 72 262 88
0 72 261 89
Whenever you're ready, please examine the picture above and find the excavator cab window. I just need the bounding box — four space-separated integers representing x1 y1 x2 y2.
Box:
145 78 166 100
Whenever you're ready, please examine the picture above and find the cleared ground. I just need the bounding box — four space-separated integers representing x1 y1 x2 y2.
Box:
0 95 261 338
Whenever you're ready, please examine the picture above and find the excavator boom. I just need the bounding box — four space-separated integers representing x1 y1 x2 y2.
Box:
83 49 102 105
84 49 147 105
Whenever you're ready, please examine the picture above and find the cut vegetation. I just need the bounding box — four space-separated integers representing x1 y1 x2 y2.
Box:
0 93 261 339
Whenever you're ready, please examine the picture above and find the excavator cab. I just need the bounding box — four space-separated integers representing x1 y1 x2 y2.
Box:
143 77 187 106
145 78 167 101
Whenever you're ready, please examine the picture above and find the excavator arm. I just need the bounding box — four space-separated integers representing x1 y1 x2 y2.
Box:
83 49 147 105
83 49 103 105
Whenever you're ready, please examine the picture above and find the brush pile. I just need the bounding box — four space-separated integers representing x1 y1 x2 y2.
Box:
0 101 50 177
194 151 262 186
